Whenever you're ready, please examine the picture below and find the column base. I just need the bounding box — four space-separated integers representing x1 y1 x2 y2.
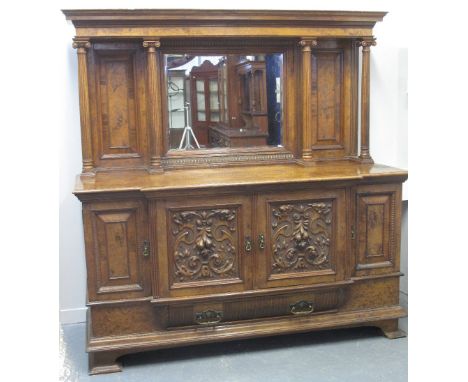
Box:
359 155 374 164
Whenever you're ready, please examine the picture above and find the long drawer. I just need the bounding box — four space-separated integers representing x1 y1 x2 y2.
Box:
159 287 347 328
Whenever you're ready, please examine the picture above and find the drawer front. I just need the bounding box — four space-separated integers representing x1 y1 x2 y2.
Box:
165 288 345 328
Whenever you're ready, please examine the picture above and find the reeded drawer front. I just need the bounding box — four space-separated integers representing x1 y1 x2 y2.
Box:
165 288 345 328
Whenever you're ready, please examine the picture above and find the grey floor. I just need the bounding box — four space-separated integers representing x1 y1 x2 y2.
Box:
60 314 407 382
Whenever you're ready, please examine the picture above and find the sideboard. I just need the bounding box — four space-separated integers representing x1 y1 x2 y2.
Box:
63 9 407 374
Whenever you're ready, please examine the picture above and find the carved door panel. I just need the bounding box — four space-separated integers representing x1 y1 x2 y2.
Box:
352 184 402 277
255 189 346 288
155 195 253 298
83 200 151 301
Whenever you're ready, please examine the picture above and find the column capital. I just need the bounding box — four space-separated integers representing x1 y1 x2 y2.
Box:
298 38 318 52
142 39 161 51
72 38 91 51
357 37 377 51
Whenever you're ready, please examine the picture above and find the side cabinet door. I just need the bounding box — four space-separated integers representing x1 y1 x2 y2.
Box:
352 184 402 277
83 199 151 301
154 195 253 298
256 188 346 288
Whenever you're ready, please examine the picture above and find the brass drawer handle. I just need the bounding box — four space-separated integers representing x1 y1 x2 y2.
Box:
194 310 223 325
258 233 265 249
142 240 150 257
289 300 314 315
245 237 252 253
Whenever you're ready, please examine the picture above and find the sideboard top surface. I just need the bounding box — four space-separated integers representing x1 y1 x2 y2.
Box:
74 162 407 196
63 9 386 38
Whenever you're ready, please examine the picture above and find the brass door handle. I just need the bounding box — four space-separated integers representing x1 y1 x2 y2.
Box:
258 233 265 249
194 310 223 325
289 300 314 315
142 240 150 257
245 237 252 253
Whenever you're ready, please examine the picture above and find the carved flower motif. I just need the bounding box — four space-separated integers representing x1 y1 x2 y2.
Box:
172 208 237 282
271 202 332 273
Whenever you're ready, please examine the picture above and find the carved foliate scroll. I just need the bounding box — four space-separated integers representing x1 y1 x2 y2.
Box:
171 209 238 282
271 202 333 273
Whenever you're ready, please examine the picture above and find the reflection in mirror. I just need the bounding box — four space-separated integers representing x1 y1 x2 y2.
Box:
165 54 283 150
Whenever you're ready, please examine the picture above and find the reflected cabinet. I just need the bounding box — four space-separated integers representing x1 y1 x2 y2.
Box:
65 9 407 375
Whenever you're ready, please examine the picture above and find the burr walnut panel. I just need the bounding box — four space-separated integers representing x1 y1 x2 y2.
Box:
314 51 343 145
89 43 149 169
306 40 354 160
91 303 158 337
83 200 150 301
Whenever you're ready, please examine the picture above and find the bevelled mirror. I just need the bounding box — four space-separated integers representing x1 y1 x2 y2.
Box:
165 53 283 150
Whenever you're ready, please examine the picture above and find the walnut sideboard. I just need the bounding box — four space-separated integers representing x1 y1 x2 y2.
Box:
64 9 408 374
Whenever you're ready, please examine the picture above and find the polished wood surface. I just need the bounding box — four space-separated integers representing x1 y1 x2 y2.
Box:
74 162 407 195
64 9 406 375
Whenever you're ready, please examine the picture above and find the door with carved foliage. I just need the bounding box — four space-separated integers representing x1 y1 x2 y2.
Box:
154 195 253 298
255 189 346 288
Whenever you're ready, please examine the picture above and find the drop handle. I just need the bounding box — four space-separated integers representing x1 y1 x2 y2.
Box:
142 240 150 257
245 237 252 253
258 233 265 249
194 310 223 325
290 300 314 315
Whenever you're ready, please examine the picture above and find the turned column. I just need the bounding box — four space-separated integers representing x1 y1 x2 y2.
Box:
143 39 164 172
358 37 377 164
299 38 318 160
72 38 94 174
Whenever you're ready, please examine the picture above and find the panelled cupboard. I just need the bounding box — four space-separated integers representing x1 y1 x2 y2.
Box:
64 9 408 375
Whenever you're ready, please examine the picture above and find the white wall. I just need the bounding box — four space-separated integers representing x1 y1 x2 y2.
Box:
59 19 88 324
59 0 408 324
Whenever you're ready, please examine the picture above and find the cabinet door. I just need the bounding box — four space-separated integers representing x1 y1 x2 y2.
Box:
255 189 346 288
83 200 151 301
352 184 402 276
155 195 253 298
